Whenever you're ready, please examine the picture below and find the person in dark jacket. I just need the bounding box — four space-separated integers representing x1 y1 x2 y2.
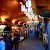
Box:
3 34 12 50
14 30 19 50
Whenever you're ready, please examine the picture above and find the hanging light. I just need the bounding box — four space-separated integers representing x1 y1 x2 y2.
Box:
26 0 32 7
12 19 16 24
1 18 5 22
1 15 8 22
19 2 23 5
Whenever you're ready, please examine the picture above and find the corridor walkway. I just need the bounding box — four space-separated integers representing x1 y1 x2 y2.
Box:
18 38 45 50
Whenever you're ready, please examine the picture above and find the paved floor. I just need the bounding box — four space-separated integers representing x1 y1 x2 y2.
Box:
18 38 45 50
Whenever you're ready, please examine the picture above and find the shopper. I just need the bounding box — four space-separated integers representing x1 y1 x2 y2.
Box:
34 28 37 37
10 33 14 49
0 36 5 50
36 29 39 37
3 34 12 50
14 30 19 50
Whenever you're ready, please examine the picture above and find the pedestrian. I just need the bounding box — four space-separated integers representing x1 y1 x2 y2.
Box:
14 30 19 50
0 36 5 50
3 34 12 50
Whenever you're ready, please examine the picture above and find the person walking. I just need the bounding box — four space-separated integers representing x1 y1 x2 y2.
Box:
3 34 12 50
0 36 5 50
14 30 19 50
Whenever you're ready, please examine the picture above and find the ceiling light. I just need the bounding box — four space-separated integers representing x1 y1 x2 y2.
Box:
1 18 5 22
19 2 23 5
1 15 8 22
12 19 16 24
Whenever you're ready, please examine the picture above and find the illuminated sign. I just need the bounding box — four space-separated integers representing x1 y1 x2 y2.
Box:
28 7 33 14
26 0 31 7
21 5 25 11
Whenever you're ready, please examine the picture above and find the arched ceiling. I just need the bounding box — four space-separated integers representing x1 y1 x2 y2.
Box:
0 0 50 25
0 0 25 25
